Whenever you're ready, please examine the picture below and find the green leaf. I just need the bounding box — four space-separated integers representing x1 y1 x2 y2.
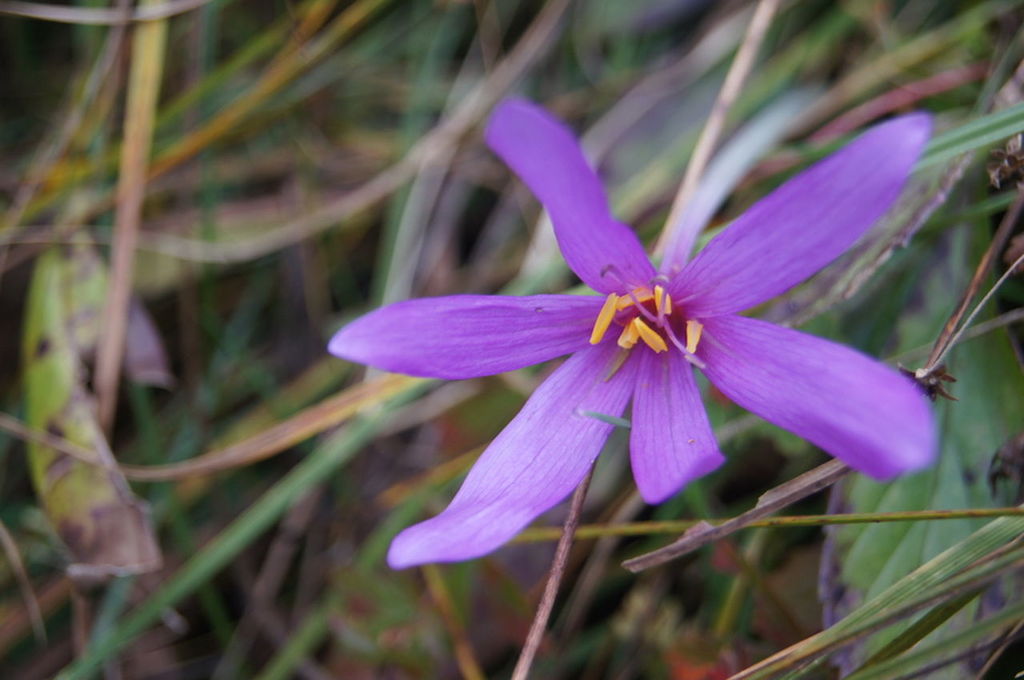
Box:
22 248 161 579
828 225 1024 674
918 101 1024 170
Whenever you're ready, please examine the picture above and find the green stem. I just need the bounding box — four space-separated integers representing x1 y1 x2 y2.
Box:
513 507 1024 543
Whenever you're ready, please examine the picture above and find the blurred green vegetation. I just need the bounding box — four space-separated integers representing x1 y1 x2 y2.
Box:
1 1 1024 678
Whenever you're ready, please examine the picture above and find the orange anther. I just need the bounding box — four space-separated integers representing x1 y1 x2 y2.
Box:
685 320 704 354
634 318 668 353
589 294 619 345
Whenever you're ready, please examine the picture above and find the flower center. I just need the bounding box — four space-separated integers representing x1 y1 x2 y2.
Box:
588 285 703 358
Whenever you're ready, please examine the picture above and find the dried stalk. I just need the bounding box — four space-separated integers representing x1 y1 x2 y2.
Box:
511 468 594 680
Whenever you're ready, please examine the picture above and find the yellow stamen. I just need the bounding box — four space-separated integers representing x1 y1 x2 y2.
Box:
617 320 640 349
685 320 704 354
615 287 653 310
654 285 672 316
634 317 668 353
589 293 619 344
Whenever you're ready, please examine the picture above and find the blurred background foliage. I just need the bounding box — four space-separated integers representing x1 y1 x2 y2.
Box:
2 0 1024 678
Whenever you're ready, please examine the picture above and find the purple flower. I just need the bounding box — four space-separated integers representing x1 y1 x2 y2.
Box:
330 99 936 569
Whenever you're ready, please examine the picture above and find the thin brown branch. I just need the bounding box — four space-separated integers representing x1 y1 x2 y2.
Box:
0 520 46 644
558 491 644 639
2 376 418 481
70 588 90 659
623 460 850 572
511 467 594 680
119 374 419 481
973 618 1024 679
0 412 113 470
810 63 988 143
926 246 1024 377
94 4 168 432
923 186 1024 372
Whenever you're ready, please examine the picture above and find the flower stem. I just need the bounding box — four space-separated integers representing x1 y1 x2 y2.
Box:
511 467 594 680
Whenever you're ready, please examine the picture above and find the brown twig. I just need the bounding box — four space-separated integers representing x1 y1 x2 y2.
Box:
1 375 419 481
70 588 90 659
0 520 46 644
0 412 114 470
119 374 419 480
558 491 644 640
511 467 594 680
94 3 168 432
809 63 988 143
623 460 850 572
924 246 1024 382
922 187 1024 373
973 618 1024 679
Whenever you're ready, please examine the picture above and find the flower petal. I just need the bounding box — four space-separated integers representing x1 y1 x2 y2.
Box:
387 342 638 568
631 350 724 504
486 99 656 294
699 315 936 478
670 114 931 316
329 294 602 379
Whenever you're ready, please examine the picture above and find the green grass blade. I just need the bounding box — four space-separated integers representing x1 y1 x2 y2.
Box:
918 101 1024 169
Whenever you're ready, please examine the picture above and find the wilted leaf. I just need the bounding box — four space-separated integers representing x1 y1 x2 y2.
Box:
59 241 174 388
22 248 161 582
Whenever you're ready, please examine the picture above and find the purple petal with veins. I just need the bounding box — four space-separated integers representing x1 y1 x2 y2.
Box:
387 342 638 568
699 315 936 478
631 350 724 503
670 114 931 316
486 99 656 294
326 99 937 567
329 294 602 379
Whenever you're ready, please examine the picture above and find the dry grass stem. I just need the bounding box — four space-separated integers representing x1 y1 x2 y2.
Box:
0 0 211 24
655 0 780 259
94 4 169 431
